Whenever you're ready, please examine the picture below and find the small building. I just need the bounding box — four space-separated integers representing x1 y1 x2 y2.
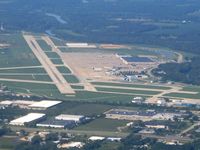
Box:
132 97 145 104
144 122 168 129
139 129 155 134
29 100 62 110
36 119 76 129
107 137 121 142
57 142 85 149
9 113 46 126
55 114 85 123
13 100 36 109
89 136 105 141
0 100 13 107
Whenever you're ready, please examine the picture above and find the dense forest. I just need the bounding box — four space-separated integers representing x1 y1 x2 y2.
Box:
1 0 200 55
153 57 200 85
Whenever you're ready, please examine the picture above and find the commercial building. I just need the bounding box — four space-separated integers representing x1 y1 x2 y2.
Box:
105 109 181 121
89 136 105 141
144 122 168 129
105 109 157 121
57 142 85 149
36 119 76 129
9 113 46 126
55 114 85 123
29 100 62 110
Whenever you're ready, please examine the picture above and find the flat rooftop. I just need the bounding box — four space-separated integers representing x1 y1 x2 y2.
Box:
29 100 62 108
122 56 154 63
55 114 85 121
10 113 45 124
105 109 156 117
37 119 75 127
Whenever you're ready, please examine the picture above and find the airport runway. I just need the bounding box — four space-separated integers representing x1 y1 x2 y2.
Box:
23 35 75 95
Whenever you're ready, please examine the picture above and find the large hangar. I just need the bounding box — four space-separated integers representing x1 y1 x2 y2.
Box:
9 113 46 126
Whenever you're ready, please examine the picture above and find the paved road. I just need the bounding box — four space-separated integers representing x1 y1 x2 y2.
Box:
23 35 75 95
0 66 43 70
0 78 53 84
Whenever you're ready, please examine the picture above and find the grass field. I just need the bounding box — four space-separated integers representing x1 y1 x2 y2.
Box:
37 39 52 51
0 75 51 82
50 58 63 64
96 87 161 95
0 81 65 98
164 92 200 99
92 82 171 90
164 85 200 99
60 103 113 116
75 118 129 132
0 81 142 103
0 33 40 68
63 75 79 83
56 66 71 74
71 85 84 90
0 68 46 74
0 137 16 150
45 52 60 59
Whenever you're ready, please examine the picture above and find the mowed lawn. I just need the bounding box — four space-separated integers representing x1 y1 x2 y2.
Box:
92 82 171 90
0 68 46 74
37 39 52 52
60 103 113 116
96 87 161 95
165 85 200 99
0 137 17 150
0 33 40 68
75 118 129 132
56 66 71 74
0 75 52 82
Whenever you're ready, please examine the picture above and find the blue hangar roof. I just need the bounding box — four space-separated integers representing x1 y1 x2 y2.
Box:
122 56 153 63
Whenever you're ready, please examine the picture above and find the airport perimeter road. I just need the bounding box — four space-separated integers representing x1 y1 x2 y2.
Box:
23 35 75 95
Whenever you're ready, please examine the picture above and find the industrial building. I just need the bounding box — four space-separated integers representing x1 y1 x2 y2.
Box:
36 119 76 129
57 142 85 149
29 100 62 110
144 121 168 129
55 114 85 123
9 113 46 126
89 136 105 141
105 109 157 121
105 109 182 121
0 100 62 110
